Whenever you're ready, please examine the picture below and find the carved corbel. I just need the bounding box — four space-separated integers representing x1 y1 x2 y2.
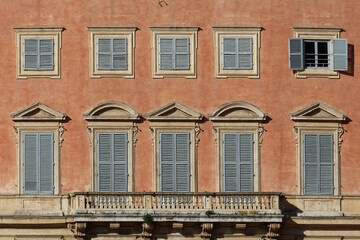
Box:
338 126 344 150
132 124 139 146
195 124 201 147
140 223 153 239
293 127 299 147
262 223 280 240
258 124 264 146
87 127 93 148
212 127 218 148
149 127 155 147
68 222 87 238
201 223 213 239
13 127 19 147
59 125 65 147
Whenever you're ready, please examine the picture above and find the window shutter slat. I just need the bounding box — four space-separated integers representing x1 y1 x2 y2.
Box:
24 134 38 193
223 133 238 192
160 133 175 191
304 134 319 195
39 133 53 194
239 164 252 192
239 133 253 192
159 38 174 70
98 39 112 70
289 38 304 70
224 164 237 192
223 38 237 69
175 133 190 192
39 39 54 70
333 39 348 71
98 133 112 191
175 38 190 70
319 135 333 195
24 39 38 70
113 38 127 70
238 38 252 53
113 133 127 192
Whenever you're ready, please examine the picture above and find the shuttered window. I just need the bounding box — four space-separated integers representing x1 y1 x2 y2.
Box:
223 133 253 192
97 38 128 70
24 39 54 71
304 134 334 195
160 133 190 192
222 37 253 70
159 38 190 70
23 133 53 194
98 133 128 192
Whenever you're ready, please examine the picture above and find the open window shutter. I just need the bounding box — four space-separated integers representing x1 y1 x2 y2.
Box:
39 133 53 194
113 133 128 192
98 38 112 70
289 38 304 70
24 134 38 193
304 134 319 195
223 38 237 69
24 39 39 70
239 133 253 192
160 133 175 191
98 133 112 191
238 38 253 69
113 38 127 70
39 39 54 70
319 134 333 195
332 39 348 71
223 133 238 192
175 38 190 70
159 38 174 70
175 133 190 192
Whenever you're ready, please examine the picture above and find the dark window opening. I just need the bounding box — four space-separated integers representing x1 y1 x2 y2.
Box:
304 40 329 68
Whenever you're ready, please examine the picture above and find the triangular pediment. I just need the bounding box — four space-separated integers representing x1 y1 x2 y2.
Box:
11 102 67 121
84 102 140 121
147 102 203 121
210 102 267 121
290 102 346 121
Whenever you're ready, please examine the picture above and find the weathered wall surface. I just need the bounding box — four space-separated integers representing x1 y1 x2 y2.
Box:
0 0 358 195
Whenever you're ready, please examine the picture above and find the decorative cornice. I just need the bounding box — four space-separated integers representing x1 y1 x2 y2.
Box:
290 102 346 122
11 102 67 122
83 101 140 121
147 102 203 121
210 102 267 121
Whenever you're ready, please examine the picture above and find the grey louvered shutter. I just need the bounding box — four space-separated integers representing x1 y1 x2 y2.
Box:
238 38 252 69
98 39 112 70
175 133 190 192
98 133 112 191
223 38 237 69
160 133 175 191
159 38 174 70
39 39 54 70
39 133 53 194
239 133 253 192
24 39 39 70
175 38 190 70
113 133 128 192
113 38 127 70
24 134 38 193
319 134 333 195
223 133 238 192
332 39 348 71
289 38 304 70
304 134 319 195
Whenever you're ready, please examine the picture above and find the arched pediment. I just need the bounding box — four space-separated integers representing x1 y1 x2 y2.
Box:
84 102 140 121
147 102 203 121
290 102 346 121
210 102 267 121
11 102 67 121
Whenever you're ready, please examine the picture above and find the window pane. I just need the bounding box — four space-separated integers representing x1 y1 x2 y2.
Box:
98 39 111 53
113 39 126 53
223 38 236 52
24 55 38 69
305 41 315 67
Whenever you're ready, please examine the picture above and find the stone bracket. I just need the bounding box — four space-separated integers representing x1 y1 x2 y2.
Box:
262 223 280 240
140 223 154 239
201 223 213 239
67 222 87 238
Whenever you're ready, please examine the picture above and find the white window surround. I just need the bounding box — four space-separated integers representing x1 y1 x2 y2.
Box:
210 102 267 192
147 102 203 192
83 102 140 192
11 102 67 195
290 102 347 195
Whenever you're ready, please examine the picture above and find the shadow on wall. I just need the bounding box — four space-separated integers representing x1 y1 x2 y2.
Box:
342 44 354 77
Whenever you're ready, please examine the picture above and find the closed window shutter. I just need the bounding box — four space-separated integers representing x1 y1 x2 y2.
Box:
319 135 333 195
223 133 238 192
98 39 112 70
159 38 174 70
238 38 252 69
160 133 175 191
304 134 319 195
239 133 253 192
175 133 190 192
223 38 237 69
289 38 304 70
24 134 38 193
113 38 128 70
24 39 39 70
332 39 348 71
39 39 54 70
98 133 112 191
39 133 53 194
175 38 190 70
113 133 128 192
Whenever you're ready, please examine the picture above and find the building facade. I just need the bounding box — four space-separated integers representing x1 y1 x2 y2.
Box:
0 0 359 239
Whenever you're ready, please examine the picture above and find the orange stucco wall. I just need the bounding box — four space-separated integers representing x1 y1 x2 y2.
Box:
0 0 359 195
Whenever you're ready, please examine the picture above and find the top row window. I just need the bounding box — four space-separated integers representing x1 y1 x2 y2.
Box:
14 26 348 79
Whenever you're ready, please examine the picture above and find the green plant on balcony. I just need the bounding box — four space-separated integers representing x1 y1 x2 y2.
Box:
142 213 154 226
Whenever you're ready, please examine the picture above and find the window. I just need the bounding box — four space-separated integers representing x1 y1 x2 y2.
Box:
84 102 140 192
210 102 267 192
289 27 348 78
291 102 346 195
147 102 203 191
14 27 63 78
88 27 136 78
213 26 261 78
150 27 199 78
11 102 67 194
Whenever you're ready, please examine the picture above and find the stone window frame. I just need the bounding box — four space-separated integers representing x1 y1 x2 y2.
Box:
210 102 267 192
14 27 63 79
11 102 67 195
213 26 262 79
84 102 140 192
292 26 342 79
147 102 203 192
88 26 137 78
150 26 199 79
290 102 346 195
